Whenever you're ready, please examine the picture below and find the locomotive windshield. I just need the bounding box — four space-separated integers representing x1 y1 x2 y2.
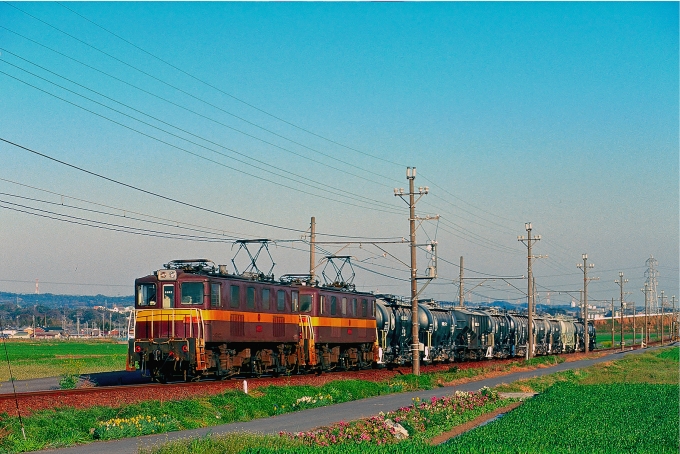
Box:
181 282 204 305
137 283 156 306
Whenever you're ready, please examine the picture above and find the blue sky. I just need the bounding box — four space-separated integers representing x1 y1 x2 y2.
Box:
0 2 677 309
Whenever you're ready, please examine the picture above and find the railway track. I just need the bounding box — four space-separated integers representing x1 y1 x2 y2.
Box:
2 343 666 416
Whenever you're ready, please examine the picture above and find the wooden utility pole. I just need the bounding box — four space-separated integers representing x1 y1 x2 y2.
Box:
394 167 434 376
611 297 615 348
309 217 316 283
459 256 464 307
616 272 628 350
660 291 665 345
518 223 542 360
659 291 665 345
672 295 677 341
577 254 597 353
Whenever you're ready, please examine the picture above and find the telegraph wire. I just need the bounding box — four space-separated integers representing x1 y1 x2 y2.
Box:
0 138 401 240
9 4 659 271
0 68 401 216
0 61 402 215
436 222 523 256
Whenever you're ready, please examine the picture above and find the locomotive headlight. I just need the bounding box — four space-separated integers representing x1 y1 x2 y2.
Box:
182 345 189 352
134 345 142 353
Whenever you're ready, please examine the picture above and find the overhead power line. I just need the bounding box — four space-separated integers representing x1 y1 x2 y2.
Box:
0 177 250 238
1 10 539 245
54 1 406 169
0 62 401 215
2 5 402 186
0 137 401 240
0 278 129 288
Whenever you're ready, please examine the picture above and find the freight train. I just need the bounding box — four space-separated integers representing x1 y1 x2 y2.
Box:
126 259 595 382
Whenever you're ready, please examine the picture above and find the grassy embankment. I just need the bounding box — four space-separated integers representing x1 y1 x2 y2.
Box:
141 347 679 454
0 355 562 452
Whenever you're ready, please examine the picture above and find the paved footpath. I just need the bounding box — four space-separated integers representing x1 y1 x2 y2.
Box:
32 345 672 454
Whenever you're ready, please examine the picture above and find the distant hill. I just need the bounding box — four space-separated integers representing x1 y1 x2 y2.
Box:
439 300 579 317
0 292 133 309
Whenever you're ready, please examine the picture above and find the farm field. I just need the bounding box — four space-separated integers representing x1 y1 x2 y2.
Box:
0 346 674 453
0 354 580 452
0 340 127 381
142 346 679 454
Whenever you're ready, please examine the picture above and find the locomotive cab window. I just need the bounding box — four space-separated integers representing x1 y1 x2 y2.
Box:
137 283 156 306
277 290 285 311
292 291 299 312
230 285 240 308
299 294 312 313
262 288 270 310
330 296 337 315
210 283 221 307
341 297 347 315
351 298 357 316
361 299 368 317
246 287 255 309
319 295 325 315
163 285 174 309
181 282 203 305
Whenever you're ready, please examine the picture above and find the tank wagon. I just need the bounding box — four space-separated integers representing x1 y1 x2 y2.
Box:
374 297 594 367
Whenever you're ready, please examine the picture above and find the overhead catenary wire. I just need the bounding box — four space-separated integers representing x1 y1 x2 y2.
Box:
0 278 129 288
0 191 251 239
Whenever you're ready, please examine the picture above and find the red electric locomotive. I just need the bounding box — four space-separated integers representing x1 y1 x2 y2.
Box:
127 258 378 382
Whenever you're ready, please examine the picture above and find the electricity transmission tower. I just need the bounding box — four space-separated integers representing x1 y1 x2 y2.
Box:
644 256 659 314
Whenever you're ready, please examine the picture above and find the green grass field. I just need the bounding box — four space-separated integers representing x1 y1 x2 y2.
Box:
444 382 677 453
0 339 127 381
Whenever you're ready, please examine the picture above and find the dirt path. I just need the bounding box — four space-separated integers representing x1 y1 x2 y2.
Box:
428 401 524 445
